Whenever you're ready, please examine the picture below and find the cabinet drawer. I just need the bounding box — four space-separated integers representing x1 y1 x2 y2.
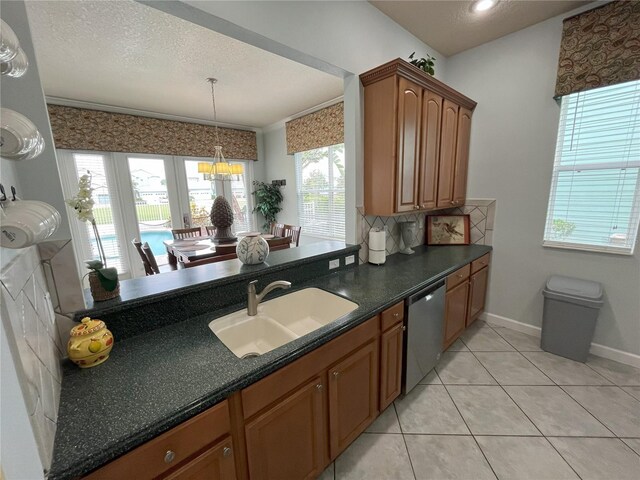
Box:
84 401 230 480
380 301 404 331
242 316 379 419
446 264 470 290
471 254 490 274
164 435 236 480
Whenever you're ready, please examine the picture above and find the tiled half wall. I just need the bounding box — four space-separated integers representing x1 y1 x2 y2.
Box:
0 246 66 473
357 199 496 264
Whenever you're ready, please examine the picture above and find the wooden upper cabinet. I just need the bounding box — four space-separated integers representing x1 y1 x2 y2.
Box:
361 59 476 216
396 78 422 213
419 91 443 210
437 99 460 209
453 108 472 206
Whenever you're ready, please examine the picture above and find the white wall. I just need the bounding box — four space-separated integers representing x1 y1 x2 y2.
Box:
146 0 446 244
263 125 299 226
445 5 640 355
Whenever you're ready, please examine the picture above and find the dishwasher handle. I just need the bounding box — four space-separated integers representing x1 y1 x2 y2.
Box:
405 280 445 306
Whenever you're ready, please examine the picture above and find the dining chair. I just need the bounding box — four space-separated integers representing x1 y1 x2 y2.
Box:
204 225 217 237
141 242 161 274
183 253 237 268
267 236 292 251
283 225 302 247
171 227 202 239
270 223 285 237
132 239 154 276
214 244 237 255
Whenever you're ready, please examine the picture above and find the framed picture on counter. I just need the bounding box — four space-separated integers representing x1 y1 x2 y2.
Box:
426 215 471 245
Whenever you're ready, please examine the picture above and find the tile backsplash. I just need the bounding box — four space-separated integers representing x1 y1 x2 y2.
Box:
357 199 496 264
1 245 64 473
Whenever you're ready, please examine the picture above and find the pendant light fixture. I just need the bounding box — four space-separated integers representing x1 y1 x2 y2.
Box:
197 78 244 181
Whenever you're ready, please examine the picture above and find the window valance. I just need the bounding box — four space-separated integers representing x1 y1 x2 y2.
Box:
555 0 640 98
46 105 258 160
285 102 344 155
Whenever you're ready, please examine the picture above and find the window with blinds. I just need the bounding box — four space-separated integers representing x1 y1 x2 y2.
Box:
543 80 640 255
295 144 345 240
71 153 128 273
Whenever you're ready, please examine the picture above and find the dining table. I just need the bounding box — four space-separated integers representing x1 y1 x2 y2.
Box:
163 234 290 267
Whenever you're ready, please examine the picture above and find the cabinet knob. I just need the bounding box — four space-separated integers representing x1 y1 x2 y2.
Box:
402 325 407 331
333 371 340 378
450 201 455 205
316 383 323 391
223 446 232 457
414 205 420 210
393 312 400 319
164 450 176 464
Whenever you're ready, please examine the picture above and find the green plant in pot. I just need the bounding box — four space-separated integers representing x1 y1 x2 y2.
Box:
408 52 436 76
85 260 119 294
252 181 283 232
66 172 120 301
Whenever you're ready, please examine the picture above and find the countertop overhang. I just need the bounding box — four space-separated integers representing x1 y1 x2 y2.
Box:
50 244 491 479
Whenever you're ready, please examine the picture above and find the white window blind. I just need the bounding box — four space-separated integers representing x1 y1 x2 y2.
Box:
543 80 640 255
71 154 128 273
295 144 345 240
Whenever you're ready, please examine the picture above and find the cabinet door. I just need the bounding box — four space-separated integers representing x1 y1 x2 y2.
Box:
467 266 489 326
436 100 459 208
380 322 404 410
165 436 236 480
396 77 422 213
443 281 469 349
419 91 443 210
328 341 379 458
245 377 326 480
452 107 472 206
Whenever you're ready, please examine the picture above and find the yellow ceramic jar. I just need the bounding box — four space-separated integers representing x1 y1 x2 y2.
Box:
67 317 114 368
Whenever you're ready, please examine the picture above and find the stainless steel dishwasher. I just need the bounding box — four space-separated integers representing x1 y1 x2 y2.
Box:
402 280 446 394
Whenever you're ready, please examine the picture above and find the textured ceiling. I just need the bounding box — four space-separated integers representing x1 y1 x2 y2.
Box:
25 0 343 128
370 0 590 57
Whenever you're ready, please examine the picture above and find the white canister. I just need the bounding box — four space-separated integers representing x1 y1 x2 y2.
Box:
368 227 386 265
236 233 270 265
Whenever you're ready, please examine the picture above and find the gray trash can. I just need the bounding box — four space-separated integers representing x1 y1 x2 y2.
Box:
541 275 604 362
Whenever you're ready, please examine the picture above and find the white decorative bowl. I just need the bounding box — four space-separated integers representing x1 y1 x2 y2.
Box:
236 234 269 265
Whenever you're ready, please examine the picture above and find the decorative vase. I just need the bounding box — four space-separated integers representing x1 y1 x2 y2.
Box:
67 317 114 368
89 271 120 301
210 195 237 244
399 221 416 255
236 234 269 265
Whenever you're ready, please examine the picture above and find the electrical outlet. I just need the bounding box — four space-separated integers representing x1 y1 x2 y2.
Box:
329 259 340 269
345 255 355 265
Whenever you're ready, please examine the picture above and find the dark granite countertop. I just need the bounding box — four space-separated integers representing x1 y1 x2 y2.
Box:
50 244 491 479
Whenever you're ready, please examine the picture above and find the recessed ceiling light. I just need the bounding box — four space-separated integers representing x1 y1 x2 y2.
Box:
473 0 498 13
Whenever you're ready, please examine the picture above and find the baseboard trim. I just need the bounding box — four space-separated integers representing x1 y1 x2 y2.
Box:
480 312 640 368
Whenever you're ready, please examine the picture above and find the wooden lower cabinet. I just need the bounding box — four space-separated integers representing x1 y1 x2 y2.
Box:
328 341 379 458
165 436 236 480
244 377 326 480
379 322 404 410
443 280 470 349
467 266 489 326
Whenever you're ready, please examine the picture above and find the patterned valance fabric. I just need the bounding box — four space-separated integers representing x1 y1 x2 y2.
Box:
555 1 640 98
285 102 344 155
47 105 258 160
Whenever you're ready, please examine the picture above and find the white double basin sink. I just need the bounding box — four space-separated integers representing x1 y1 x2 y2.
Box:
208 288 358 359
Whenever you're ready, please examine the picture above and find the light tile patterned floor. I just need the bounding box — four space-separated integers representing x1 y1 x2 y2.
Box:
321 321 640 480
